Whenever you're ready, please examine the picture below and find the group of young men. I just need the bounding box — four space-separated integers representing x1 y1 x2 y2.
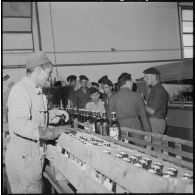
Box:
62 68 168 142
5 51 168 193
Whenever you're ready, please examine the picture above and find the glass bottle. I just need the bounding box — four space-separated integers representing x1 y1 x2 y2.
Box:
95 112 102 134
85 110 90 123
101 112 109 136
78 109 82 122
83 109 87 123
109 112 120 140
91 111 96 131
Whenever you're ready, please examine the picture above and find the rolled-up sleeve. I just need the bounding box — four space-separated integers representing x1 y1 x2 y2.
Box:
8 85 39 140
136 94 152 132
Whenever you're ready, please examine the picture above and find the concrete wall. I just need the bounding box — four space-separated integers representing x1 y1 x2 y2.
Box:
3 2 182 104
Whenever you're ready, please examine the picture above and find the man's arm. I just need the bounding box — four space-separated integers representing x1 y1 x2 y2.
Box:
8 85 40 140
136 94 152 132
146 89 164 116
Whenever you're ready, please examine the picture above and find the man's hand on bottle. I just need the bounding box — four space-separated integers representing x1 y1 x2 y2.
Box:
49 109 69 124
38 126 61 140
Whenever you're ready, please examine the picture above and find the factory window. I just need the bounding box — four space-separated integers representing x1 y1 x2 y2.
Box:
2 2 33 51
181 8 193 58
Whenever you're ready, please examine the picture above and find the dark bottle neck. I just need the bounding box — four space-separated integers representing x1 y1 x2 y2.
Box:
96 112 101 119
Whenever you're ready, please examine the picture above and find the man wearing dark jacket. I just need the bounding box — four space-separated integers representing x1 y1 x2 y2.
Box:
143 67 168 151
109 73 151 146
76 75 90 109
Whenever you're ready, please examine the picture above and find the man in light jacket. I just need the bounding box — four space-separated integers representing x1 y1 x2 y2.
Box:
5 51 69 193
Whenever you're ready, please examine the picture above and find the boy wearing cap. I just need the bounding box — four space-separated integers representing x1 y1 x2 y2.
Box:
143 67 168 152
76 75 90 109
5 51 69 193
85 87 106 116
91 82 99 89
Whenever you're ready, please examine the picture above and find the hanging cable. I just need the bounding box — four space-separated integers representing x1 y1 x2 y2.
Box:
49 2 59 79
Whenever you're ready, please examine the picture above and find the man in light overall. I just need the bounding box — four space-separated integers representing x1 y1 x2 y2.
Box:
5 51 69 193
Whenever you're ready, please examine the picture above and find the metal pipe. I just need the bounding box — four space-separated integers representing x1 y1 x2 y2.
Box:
35 2 42 51
3 58 185 69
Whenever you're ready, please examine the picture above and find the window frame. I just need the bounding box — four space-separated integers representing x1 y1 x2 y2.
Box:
178 4 193 59
2 2 34 52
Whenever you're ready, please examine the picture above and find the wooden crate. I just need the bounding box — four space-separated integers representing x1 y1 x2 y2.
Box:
76 123 193 169
45 126 193 193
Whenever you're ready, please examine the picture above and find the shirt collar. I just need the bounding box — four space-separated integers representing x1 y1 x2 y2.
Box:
94 99 101 105
24 77 42 95
152 82 160 89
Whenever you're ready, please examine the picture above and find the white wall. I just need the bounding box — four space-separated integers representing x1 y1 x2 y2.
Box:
38 2 182 81
3 2 182 98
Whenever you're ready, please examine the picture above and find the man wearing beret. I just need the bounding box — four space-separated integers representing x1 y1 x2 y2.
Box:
109 73 151 146
65 75 77 108
85 87 106 116
5 51 69 193
143 67 168 152
76 75 90 109
98 75 108 99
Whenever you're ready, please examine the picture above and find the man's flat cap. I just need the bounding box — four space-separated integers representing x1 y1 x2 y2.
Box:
67 75 77 82
79 75 89 81
102 78 113 87
98 75 108 84
26 51 51 69
91 82 99 87
89 87 99 95
143 67 160 75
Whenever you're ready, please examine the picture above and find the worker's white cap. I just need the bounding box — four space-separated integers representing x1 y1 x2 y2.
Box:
26 51 51 69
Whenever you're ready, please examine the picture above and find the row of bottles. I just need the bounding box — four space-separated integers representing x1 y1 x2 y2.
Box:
65 108 120 140
171 89 193 102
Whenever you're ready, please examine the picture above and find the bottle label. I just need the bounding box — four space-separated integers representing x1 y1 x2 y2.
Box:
92 123 95 131
109 127 119 140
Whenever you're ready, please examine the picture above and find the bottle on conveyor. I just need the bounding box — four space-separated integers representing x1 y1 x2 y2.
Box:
73 108 78 128
95 112 102 134
101 112 109 136
90 111 96 131
85 110 90 124
109 112 120 140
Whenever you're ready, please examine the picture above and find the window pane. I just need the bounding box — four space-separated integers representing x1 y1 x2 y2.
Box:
183 34 193 46
182 10 193 21
3 18 31 32
182 21 193 33
184 47 193 58
3 33 33 50
3 2 31 17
